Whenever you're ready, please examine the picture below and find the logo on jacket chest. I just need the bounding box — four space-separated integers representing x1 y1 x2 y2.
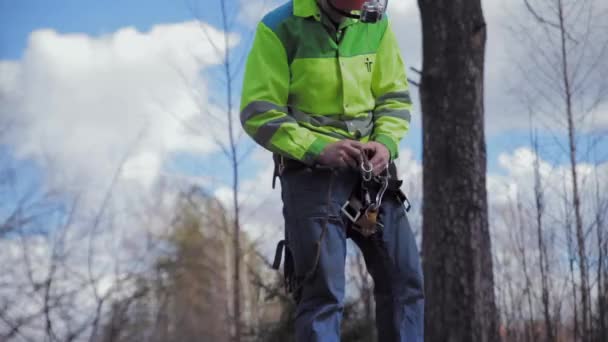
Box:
364 57 373 72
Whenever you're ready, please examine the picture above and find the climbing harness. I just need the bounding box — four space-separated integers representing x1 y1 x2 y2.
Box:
341 150 393 237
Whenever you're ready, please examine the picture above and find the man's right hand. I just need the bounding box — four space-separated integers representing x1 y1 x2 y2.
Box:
316 140 364 169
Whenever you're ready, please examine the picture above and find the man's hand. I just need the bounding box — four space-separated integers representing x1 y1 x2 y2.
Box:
317 140 364 169
364 141 390 175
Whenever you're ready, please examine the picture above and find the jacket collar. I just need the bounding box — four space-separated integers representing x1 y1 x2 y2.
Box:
293 0 358 28
293 0 321 19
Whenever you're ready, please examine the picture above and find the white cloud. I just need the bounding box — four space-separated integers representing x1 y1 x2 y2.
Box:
238 0 284 28
388 0 417 16
122 151 163 188
488 147 608 254
590 102 608 132
387 0 608 135
0 21 238 198
488 146 608 319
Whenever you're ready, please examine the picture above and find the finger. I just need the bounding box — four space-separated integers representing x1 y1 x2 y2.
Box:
342 144 363 162
363 144 377 159
338 156 349 169
371 155 388 173
345 140 365 149
373 160 388 176
372 161 388 175
369 152 386 168
341 153 358 169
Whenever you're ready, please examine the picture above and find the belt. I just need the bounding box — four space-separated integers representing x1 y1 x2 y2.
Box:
270 153 406 196
273 154 307 171
271 154 319 189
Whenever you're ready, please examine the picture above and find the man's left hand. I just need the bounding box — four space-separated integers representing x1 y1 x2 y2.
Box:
364 141 390 175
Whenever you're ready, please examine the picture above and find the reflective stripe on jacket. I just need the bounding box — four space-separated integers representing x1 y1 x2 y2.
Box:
240 0 412 165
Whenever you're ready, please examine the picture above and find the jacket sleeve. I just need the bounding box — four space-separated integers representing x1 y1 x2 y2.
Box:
240 22 332 165
370 22 412 160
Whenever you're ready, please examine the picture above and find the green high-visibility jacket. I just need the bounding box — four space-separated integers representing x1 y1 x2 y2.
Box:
240 0 412 165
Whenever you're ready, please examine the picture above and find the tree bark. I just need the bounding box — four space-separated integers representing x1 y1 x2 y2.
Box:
418 0 498 341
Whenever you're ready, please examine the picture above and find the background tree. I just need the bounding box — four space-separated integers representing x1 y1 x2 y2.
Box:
98 189 232 342
178 1 270 339
418 0 499 341
510 1 608 340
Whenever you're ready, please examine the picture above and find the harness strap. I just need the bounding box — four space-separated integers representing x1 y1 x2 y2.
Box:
272 154 285 189
385 174 411 213
272 240 286 270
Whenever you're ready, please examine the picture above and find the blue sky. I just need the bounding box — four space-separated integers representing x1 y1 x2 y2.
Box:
1 0 195 59
2 0 250 188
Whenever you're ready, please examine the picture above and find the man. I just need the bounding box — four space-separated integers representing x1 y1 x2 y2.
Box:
240 0 424 341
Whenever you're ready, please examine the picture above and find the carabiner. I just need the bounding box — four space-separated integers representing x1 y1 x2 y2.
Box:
369 177 387 210
360 160 373 182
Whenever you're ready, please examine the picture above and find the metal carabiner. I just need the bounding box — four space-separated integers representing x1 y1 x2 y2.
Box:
359 149 373 182
371 164 390 210
371 176 389 210
360 160 373 182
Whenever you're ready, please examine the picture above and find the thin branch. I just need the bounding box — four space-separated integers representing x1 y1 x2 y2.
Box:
523 0 577 42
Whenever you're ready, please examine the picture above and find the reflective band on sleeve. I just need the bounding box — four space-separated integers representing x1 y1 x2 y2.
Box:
376 91 411 105
254 116 295 146
240 101 288 124
373 108 411 122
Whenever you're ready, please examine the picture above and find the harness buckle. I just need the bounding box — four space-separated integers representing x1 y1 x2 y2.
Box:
341 200 362 223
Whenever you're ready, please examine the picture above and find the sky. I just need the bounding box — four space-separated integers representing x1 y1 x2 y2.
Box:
1 0 607 246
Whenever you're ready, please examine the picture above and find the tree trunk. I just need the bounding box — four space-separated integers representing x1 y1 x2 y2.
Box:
516 193 535 342
555 1 590 340
418 0 498 341
533 131 554 342
595 174 607 342
217 0 242 339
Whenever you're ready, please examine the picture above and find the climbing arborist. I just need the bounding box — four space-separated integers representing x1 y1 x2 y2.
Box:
240 0 424 341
